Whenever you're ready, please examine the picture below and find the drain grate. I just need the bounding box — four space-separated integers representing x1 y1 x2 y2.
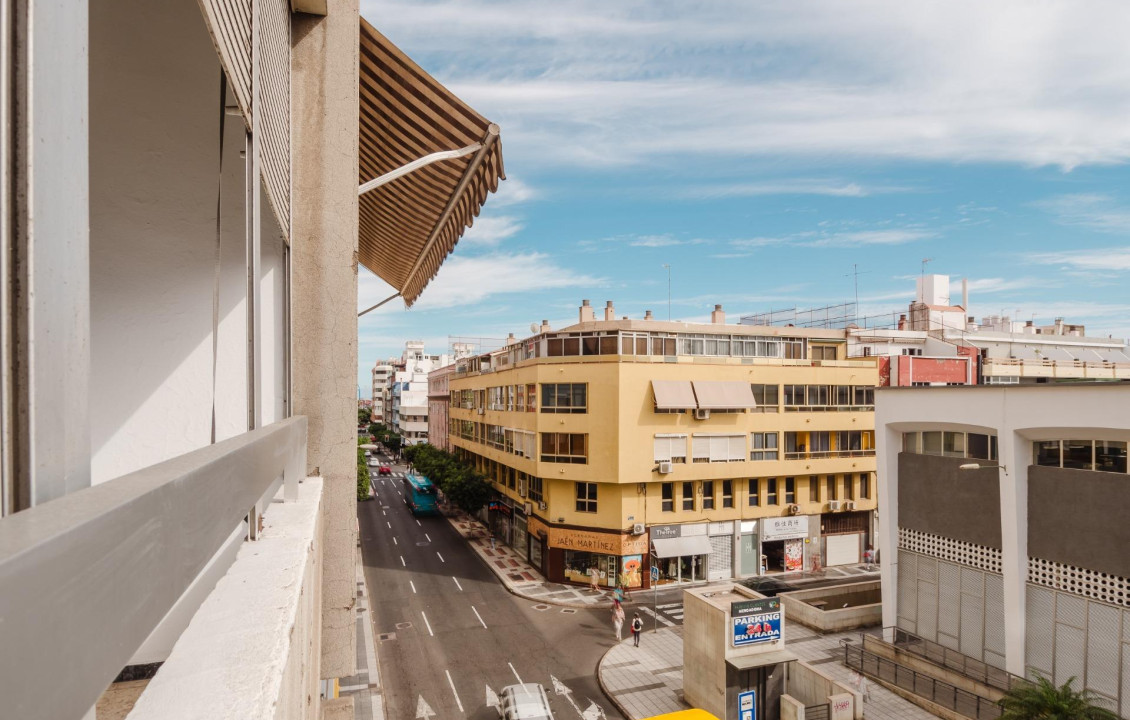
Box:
533 604 550 611
395 622 413 630
377 632 396 642
560 608 577 614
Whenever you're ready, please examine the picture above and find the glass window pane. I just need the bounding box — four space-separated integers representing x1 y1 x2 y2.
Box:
637 336 648 354
942 432 965 457
600 335 618 355
922 431 942 455
968 433 990 460
1034 441 1060 467
622 336 633 354
1096 441 1127 473
563 337 580 355
1062 440 1093 470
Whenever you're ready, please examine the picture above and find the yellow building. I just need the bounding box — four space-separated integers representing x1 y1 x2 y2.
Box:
448 301 879 588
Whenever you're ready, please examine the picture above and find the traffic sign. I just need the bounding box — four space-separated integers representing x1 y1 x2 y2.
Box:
650 565 659 582
738 689 756 720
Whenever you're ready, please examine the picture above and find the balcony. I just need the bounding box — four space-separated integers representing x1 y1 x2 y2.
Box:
982 357 1130 380
783 449 876 461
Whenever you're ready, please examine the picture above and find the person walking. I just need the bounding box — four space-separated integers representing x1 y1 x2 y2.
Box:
612 601 625 642
863 545 876 571
631 613 643 647
589 567 601 594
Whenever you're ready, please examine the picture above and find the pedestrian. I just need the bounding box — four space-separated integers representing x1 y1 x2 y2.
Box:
589 567 600 594
631 613 643 646
612 602 625 642
863 545 876 570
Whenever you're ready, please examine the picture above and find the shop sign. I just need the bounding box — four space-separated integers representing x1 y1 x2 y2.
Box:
761 516 808 541
488 500 512 516
732 597 782 647
550 527 648 555
738 690 756 720
650 524 681 540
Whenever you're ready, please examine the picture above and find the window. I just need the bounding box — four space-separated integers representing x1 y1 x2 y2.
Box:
784 477 795 504
702 481 715 510
750 433 779 460
682 482 695 511
808 477 819 502
661 482 674 512
826 476 837 501
654 434 688 464
806 384 830 407
942 431 965 457
811 345 837 361
693 434 746 463
1097 441 1128 474
751 384 780 411
784 385 805 408
575 482 597 513
541 383 587 413
526 384 536 412
922 431 942 455
651 335 677 356
528 477 544 504
968 433 990 460
766 478 778 505
748 479 760 506
903 432 921 453
541 433 587 463
515 386 525 412
722 480 734 508
852 386 875 407
844 475 854 500
621 332 650 355
859 473 870 499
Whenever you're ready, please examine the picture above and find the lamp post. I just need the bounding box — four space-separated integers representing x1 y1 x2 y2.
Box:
958 463 1008 473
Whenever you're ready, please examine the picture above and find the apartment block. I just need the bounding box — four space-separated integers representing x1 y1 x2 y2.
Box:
448 301 880 589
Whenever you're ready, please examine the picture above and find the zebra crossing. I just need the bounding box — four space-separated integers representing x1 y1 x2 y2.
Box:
639 602 685 628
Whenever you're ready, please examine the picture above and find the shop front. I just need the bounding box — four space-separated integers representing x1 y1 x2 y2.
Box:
759 516 809 574
528 516 649 589
488 497 513 545
739 521 759 577
512 505 529 560
819 510 870 567
650 524 714 584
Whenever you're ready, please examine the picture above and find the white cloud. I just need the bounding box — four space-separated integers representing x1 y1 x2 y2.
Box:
1028 247 1130 272
490 177 538 207
964 277 1043 294
409 252 605 309
679 179 904 200
461 215 524 246
1036 194 1130 233
803 229 936 248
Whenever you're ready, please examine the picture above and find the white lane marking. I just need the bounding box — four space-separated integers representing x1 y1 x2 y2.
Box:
453 577 463 591
445 669 464 713
471 605 488 629
640 606 674 627
393 537 398 545
421 611 434 636
416 519 422 526
410 580 417 594
387 522 391 529
400 555 406 567
657 602 682 610
397 491 403 497
508 661 524 686
425 533 432 542
436 552 445 563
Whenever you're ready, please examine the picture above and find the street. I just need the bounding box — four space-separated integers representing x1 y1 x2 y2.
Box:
359 452 640 720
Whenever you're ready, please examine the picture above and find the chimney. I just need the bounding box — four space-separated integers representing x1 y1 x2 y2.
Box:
961 278 969 310
579 299 595 323
540 319 551 332
507 333 517 345
897 314 907 331
711 304 726 324
604 300 616 321
644 310 654 321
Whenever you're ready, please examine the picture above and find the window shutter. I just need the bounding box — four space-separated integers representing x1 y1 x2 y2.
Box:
728 435 746 461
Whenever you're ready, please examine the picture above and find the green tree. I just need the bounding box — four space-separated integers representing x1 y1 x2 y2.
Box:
356 446 371 501
443 466 492 515
368 422 387 437
998 675 1119 720
386 433 403 454
357 406 370 426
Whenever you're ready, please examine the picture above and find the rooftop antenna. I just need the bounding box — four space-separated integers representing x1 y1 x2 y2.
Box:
843 263 871 315
662 263 672 321
921 258 933 278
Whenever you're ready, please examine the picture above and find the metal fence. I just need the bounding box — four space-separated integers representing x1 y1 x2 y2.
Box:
844 643 1003 720
805 703 830 720
892 628 1023 692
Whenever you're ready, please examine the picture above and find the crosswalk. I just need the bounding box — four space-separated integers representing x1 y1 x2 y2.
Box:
639 602 684 628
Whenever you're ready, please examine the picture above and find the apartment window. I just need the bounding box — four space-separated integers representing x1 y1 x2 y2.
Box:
507 467 517 491
903 432 921 453
751 384 780 412
784 384 805 408
682 482 695 511
811 345 837 361
541 433 588 464
1063 440 1095 470
860 473 871 499
702 481 715 510
506 385 515 411
528 477 544 504
693 434 746 463
750 433 779 460
661 483 674 512
748 479 760 506
526 384 536 412
575 482 597 513
651 335 677 356
852 386 875 407
835 431 873 455
784 477 795 504
515 387 525 412
541 383 587 413
826 476 837 501
967 433 991 460
722 480 734 508
806 384 830 407
844 475 854 500
654 434 688 464
942 431 965 457
1097 441 1128 473
766 478 778 505
621 332 649 355
808 477 818 503
922 431 942 455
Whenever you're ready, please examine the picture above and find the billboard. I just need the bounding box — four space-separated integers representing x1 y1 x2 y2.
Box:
732 597 782 647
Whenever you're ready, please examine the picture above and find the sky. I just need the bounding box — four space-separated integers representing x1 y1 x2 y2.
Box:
356 0 1130 391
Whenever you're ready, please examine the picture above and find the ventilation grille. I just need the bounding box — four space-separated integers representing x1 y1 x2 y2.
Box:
898 527 1002 574
1029 557 1130 608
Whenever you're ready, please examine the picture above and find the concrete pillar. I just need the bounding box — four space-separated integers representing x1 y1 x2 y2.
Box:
877 425 901 639
999 427 1028 676
291 0 359 681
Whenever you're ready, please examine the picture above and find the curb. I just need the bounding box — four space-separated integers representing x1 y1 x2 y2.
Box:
595 644 636 720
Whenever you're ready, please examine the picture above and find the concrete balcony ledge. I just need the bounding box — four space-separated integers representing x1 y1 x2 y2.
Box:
128 477 325 720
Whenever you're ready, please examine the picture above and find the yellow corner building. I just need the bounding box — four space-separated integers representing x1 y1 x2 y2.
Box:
447 301 879 589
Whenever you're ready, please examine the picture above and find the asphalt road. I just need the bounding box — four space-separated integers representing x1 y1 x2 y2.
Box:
359 452 640 720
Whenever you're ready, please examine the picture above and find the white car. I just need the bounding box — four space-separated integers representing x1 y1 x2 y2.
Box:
497 684 554 720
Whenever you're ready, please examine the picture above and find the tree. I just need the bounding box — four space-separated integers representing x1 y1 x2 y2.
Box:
357 406 370 426
443 466 492 515
368 421 387 437
356 446 371 501
385 433 403 454
998 675 1119 720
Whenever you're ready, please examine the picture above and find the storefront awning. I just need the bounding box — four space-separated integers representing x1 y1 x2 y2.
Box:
652 380 698 410
358 19 505 306
651 535 713 559
692 381 758 410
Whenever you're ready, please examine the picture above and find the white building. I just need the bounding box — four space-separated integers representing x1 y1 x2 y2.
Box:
877 384 1130 714
371 362 395 423
0 3 504 719
390 341 450 445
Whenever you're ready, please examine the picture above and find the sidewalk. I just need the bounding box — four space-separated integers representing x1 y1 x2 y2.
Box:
339 559 385 720
445 510 616 609
598 623 940 720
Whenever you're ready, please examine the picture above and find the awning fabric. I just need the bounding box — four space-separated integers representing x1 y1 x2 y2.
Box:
652 380 698 410
651 535 713 558
692 381 758 410
359 19 505 306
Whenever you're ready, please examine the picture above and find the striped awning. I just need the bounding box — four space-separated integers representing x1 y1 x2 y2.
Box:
359 19 505 306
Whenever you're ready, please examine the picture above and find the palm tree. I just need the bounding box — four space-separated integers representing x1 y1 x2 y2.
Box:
998 674 1119 720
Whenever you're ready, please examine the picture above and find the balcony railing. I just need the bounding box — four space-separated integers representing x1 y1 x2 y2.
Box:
784 449 876 460
0 416 307 720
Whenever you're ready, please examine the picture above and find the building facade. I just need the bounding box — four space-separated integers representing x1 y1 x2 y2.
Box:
448 301 880 589
389 341 450 445
428 364 457 451
877 384 1130 716
371 363 394 422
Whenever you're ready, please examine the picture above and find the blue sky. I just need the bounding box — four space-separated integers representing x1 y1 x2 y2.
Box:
356 0 1130 390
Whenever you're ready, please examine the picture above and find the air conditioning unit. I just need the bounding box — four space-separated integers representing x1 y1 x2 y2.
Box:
524 502 533 515
787 503 801 515
694 409 711 420
828 500 842 511
537 501 547 511
631 523 646 536
658 461 673 474
844 500 855 511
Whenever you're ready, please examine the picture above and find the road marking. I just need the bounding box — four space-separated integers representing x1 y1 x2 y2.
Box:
410 580 416 594
453 577 463 591
445 669 464 713
471 605 488 629
640 606 674 627
387 522 391 529
393 537 398 545
508 661 525 686
421 611 434 636
400 555 406 567
415 695 435 719
425 533 432 542
416 519 421 526
436 552 445 563
657 602 682 610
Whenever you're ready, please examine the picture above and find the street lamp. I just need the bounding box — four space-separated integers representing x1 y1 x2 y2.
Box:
959 463 1008 473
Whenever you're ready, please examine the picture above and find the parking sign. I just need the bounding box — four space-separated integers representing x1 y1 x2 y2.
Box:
738 689 756 720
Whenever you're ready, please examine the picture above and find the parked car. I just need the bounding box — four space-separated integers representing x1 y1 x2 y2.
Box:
378 465 392 476
497 684 553 720
368 458 379 467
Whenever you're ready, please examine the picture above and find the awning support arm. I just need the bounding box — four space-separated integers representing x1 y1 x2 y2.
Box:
358 144 483 196
357 292 401 318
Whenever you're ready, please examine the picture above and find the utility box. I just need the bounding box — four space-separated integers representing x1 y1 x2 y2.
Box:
683 584 797 720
